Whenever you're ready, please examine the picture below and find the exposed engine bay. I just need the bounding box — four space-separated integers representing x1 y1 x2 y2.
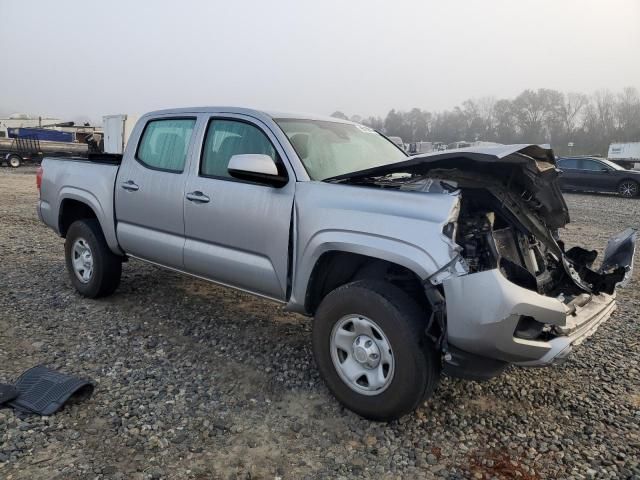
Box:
410 171 633 298
327 145 635 299
455 188 566 295
451 186 636 299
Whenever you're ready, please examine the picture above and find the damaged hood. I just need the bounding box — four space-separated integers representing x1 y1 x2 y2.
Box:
327 144 569 229
327 144 636 295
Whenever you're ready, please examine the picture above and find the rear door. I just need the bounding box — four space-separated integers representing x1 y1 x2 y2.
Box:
578 159 618 192
115 116 197 268
183 115 295 300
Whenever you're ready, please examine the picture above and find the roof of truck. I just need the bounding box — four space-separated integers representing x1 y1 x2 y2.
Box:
143 106 355 125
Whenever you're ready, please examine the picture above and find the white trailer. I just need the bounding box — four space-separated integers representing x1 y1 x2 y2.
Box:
103 114 139 154
608 142 640 169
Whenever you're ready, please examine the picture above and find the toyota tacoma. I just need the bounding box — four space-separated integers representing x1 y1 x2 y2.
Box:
37 107 636 420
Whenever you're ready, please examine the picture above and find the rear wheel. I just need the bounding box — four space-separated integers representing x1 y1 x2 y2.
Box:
313 280 440 421
618 180 639 198
7 155 21 168
64 219 122 298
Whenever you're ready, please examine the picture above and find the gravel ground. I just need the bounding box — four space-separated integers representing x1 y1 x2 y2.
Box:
0 166 638 480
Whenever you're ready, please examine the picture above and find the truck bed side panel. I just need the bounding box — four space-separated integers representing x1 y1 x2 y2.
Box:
39 157 121 254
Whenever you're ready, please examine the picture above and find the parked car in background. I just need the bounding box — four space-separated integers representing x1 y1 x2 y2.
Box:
557 156 640 197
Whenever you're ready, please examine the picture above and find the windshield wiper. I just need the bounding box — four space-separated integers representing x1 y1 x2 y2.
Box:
325 172 412 186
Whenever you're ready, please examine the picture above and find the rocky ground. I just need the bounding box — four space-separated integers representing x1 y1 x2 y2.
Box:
0 166 638 479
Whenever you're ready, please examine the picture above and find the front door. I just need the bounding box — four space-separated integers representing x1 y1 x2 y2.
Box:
183 115 295 300
115 117 197 268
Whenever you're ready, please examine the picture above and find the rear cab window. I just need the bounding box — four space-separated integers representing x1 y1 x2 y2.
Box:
136 118 196 173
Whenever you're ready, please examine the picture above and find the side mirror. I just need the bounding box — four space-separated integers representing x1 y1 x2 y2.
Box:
228 154 287 187
600 167 610 173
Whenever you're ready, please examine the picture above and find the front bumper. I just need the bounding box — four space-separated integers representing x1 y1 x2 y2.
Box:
443 269 617 367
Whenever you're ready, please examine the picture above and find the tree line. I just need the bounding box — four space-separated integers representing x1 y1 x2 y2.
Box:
332 87 640 156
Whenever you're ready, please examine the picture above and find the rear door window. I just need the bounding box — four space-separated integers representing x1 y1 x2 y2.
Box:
136 118 196 173
579 159 606 171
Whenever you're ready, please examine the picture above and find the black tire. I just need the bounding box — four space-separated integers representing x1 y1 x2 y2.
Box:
7 155 21 168
618 179 639 198
313 280 440 421
64 219 122 298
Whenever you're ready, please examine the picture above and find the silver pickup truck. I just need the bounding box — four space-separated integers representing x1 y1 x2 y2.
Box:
37 107 636 420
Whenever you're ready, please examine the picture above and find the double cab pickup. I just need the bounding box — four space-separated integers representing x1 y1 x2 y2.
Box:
38 107 636 420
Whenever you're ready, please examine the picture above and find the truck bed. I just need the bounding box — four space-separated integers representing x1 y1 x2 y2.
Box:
38 156 122 254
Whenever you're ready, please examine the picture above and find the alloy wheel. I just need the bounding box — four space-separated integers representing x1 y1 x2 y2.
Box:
619 181 638 198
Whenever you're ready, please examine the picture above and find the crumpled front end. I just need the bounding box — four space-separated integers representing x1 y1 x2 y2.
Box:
443 268 619 367
441 198 636 368
411 150 637 371
327 144 636 372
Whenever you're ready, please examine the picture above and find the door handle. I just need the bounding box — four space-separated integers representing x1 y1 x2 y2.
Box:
121 180 139 191
186 191 210 203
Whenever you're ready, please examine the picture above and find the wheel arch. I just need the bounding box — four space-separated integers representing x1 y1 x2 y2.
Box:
57 189 122 254
59 198 98 237
288 231 443 315
618 177 639 186
299 248 430 315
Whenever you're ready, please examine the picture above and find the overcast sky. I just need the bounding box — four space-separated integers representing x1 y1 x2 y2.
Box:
1 0 639 123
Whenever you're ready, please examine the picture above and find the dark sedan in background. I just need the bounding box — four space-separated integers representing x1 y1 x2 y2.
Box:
557 156 640 198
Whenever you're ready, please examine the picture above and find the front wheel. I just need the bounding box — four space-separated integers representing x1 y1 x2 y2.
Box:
64 219 122 298
618 180 639 198
313 280 440 421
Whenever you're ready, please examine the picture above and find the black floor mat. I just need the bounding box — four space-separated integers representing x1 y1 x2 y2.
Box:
8 365 94 415
0 384 18 405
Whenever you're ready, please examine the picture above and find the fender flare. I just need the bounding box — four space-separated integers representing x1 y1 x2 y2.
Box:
288 230 440 313
57 187 121 254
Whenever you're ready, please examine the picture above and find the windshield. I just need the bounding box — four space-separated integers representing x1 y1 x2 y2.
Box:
276 119 407 180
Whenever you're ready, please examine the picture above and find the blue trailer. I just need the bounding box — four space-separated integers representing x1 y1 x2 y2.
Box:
8 127 74 143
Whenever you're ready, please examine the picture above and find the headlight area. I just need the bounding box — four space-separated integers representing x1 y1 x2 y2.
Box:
447 188 633 299
452 189 566 296
427 184 628 374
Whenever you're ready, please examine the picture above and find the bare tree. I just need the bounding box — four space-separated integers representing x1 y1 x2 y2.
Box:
593 89 617 136
559 92 588 138
332 87 640 155
512 90 549 142
477 96 497 140
362 116 384 131
615 87 640 141
406 108 430 142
